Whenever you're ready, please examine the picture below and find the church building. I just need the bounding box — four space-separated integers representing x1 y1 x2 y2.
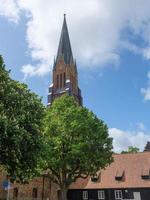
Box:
47 14 82 106
0 15 150 200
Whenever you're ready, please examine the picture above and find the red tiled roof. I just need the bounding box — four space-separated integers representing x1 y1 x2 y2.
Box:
70 152 150 189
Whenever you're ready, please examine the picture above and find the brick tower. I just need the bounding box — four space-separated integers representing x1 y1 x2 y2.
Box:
47 15 82 106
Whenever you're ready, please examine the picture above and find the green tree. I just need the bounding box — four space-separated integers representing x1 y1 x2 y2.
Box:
0 55 45 182
44 95 113 200
121 146 139 154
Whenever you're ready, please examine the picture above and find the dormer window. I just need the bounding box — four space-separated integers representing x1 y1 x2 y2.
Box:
141 169 150 180
91 176 98 182
115 170 125 181
91 172 100 182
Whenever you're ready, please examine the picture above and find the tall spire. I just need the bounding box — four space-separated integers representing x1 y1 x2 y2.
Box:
56 14 73 65
48 15 82 106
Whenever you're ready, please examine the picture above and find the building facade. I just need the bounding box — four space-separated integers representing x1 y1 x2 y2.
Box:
1 152 150 200
0 16 150 200
69 152 150 200
0 171 58 200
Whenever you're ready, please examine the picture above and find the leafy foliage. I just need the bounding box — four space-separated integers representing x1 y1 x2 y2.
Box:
0 55 45 182
121 146 140 154
43 95 113 199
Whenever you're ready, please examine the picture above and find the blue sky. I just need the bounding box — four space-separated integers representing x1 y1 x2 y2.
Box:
0 0 150 152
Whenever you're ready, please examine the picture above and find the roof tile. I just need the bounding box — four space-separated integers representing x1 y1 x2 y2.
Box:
70 152 150 189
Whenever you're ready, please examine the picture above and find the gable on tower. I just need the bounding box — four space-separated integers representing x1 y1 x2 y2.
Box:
48 15 82 106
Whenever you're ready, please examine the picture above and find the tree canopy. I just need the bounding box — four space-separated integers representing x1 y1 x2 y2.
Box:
43 95 113 200
121 146 139 154
0 55 45 182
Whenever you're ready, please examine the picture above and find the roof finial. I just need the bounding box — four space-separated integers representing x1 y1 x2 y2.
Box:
64 13 66 18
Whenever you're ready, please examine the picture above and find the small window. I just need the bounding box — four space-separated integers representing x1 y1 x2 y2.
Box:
83 191 88 200
13 188 18 199
32 188 38 199
98 190 105 199
115 190 122 200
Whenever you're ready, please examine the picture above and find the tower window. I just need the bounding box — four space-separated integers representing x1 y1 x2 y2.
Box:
60 74 62 88
64 72 66 87
56 75 59 89
32 188 38 199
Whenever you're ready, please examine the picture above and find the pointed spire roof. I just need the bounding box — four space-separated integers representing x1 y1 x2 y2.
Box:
56 14 73 65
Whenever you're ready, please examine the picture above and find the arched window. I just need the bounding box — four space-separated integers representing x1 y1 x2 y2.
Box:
56 74 59 89
32 188 38 199
13 188 18 199
64 72 66 87
60 74 62 88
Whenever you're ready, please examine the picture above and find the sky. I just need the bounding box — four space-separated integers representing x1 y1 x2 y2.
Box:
0 0 150 152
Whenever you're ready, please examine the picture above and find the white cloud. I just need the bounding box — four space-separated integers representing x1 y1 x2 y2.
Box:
141 87 150 101
141 71 150 101
1 0 150 79
0 0 20 23
21 62 50 79
109 127 150 153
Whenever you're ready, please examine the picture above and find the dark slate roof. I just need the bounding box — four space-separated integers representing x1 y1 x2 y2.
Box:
56 14 73 65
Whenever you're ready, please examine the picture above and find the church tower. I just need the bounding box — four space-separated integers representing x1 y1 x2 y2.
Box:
48 15 82 106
